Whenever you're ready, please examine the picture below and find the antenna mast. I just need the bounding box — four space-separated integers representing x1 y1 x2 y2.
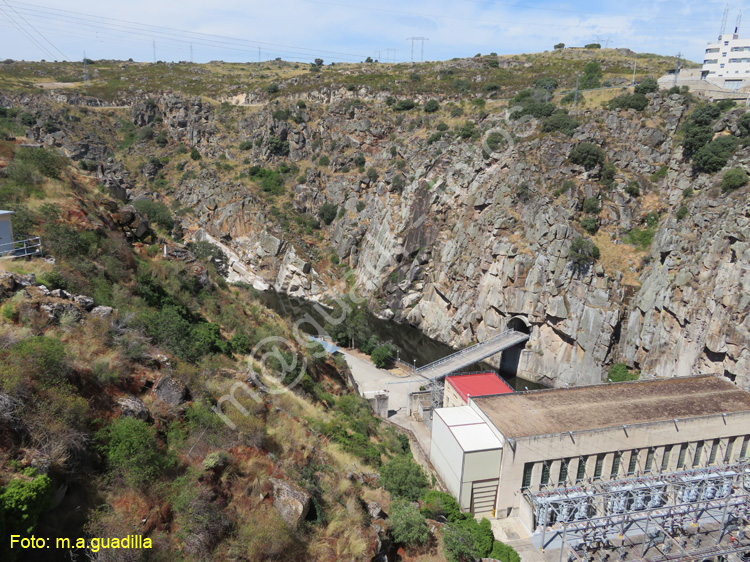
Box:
736 10 742 34
720 4 729 39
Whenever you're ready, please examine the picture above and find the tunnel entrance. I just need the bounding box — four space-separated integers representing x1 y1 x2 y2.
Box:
501 316 531 378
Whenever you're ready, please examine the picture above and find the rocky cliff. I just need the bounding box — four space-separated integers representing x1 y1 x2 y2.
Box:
6 69 749 389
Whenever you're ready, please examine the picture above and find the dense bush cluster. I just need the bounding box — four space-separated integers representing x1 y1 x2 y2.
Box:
569 142 605 170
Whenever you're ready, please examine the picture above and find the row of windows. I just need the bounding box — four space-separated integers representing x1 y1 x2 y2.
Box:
729 58 750 63
706 47 720 53
731 46 750 51
704 59 718 64
521 436 750 490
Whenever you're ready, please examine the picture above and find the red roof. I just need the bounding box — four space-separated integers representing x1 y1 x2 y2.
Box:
446 373 514 402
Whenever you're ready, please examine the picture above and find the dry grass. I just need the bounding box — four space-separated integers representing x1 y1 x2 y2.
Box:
593 231 642 286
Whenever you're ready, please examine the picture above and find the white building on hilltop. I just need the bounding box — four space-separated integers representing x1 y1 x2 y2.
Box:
702 32 750 90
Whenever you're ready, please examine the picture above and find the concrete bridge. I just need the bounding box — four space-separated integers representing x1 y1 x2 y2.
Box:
416 329 530 381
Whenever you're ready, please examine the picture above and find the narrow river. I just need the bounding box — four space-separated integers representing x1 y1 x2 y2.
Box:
256 290 544 391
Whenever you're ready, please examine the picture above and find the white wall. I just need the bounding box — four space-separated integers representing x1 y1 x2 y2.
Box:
429 412 463 499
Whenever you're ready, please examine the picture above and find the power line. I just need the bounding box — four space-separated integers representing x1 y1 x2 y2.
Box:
1 0 68 60
407 37 428 63
0 2 58 60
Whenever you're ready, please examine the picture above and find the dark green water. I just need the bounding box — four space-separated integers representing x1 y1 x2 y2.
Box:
256 290 544 391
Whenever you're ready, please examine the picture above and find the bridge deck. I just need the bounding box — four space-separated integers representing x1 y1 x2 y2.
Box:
416 329 529 381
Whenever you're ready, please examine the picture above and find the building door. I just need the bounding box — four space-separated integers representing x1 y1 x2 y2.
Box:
470 478 499 516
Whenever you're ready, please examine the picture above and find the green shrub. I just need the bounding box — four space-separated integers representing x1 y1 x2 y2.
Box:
268 136 289 156
580 61 602 89
230 331 252 354
137 126 154 141
634 77 659 95
239 140 253 150
186 240 229 276
489 541 521 562
0 473 53 560
608 362 639 382
389 499 429 547
97 417 174 486
676 205 688 220
721 167 748 192
421 490 463 522
427 132 443 145
608 93 648 111
423 99 440 113
443 523 479 562
266 83 279 94
154 131 168 147
580 216 598 233
272 109 290 121
379 455 428 501
600 162 616 187
393 99 416 111
583 196 600 214
367 167 379 181
569 237 600 271
370 343 397 368
318 202 338 225
625 181 640 197
190 147 201 160
14 146 65 179
737 112 750 137
693 136 737 173
569 142 605 170
318 155 330 166
584 42 601 49
353 153 366 166
541 110 579 135
650 165 668 182
132 199 174 231
2 336 67 389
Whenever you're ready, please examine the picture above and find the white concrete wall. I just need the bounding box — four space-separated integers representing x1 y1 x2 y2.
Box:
429 413 463 499
703 34 750 82
0 215 13 255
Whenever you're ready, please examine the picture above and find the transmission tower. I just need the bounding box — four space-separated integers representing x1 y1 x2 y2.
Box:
407 37 428 62
720 3 729 39
674 52 682 87
386 48 397 63
83 51 88 84
736 10 742 34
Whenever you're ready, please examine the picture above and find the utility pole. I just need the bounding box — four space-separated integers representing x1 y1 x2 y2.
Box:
386 48 397 63
374 50 380 62
258 47 261 63
152 39 156 63
190 43 193 63
674 52 682 87
407 37 428 63
574 73 580 109
83 51 88 84
632 61 637 85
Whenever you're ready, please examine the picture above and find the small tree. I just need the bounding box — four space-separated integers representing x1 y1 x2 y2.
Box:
569 237 600 273
569 142 605 170
389 499 429 547
314 58 324 66
554 42 565 50
443 523 479 562
379 455 428 501
371 343 397 368
580 60 602 89
318 202 338 225
583 196 600 214
424 99 440 113
634 77 659 95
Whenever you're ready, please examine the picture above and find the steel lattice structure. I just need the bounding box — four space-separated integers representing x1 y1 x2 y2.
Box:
525 460 750 557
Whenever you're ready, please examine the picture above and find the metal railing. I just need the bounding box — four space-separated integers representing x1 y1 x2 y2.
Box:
416 329 518 374
0 235 42 258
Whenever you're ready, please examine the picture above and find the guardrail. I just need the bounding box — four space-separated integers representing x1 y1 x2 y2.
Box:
416 329 516 374
0 235 42 258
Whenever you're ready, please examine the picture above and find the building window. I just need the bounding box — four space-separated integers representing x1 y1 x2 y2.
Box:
677 444 689 469
627 451 639 475
610 452 622 479
645 448 655 473
522 463 533 490
693 441 704 467
558 458 570 485
593 454 605 480
724 439 735 463
661 445 672 471
540 463 550 487
576 456 587 483
740 436 750 460
708 439 720 465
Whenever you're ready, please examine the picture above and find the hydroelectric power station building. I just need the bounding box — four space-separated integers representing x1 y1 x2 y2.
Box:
430 375 750 536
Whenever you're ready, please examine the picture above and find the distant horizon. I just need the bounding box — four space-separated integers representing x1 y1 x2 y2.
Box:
0 0 737 66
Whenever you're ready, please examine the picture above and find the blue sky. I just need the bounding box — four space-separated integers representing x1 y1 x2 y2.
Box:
0 0 738 65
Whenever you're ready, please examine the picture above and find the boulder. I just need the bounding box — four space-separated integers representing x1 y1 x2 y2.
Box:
117 396 152 422
269 478 311 527
153 376 189 406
